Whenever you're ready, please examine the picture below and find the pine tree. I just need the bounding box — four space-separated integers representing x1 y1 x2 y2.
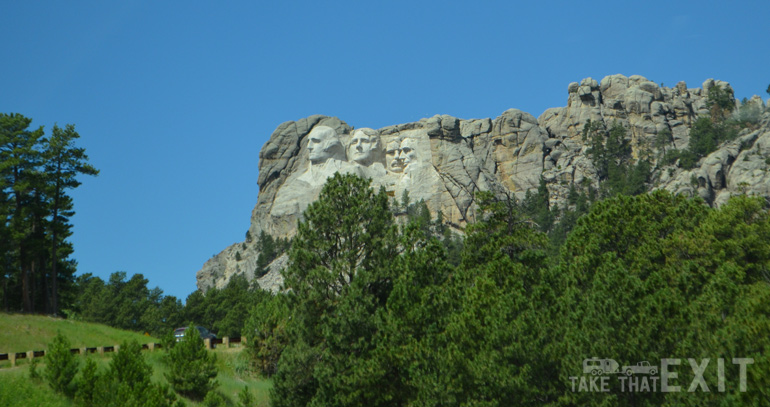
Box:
165 324 219 400
44 332 79 396
0 113 45 312
42 124 98 315
273 173 399 407
94 340 180 407
74 358 99 406
245 293 290 376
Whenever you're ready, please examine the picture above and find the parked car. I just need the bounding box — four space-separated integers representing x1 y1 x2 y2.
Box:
174 326 217 342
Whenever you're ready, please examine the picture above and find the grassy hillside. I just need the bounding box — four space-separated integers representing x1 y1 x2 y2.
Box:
0 314 272 406
0 313 156 354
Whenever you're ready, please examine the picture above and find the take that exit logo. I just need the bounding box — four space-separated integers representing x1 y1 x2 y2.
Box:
569 357 754 393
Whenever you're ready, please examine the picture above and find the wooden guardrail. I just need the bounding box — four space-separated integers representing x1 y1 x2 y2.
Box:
0 336 246 368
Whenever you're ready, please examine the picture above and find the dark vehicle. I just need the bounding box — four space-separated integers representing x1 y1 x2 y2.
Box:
174 326 217 342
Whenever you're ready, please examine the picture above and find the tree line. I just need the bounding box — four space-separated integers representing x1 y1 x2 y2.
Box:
0 113 98 315
69 271 268 340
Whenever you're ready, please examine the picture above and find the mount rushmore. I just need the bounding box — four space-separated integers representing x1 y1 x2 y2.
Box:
196 74 770 293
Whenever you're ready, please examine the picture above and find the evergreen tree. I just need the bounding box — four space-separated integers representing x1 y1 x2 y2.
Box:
109 272 152 331
272 173 399 407
245 293 290 376
582 120 650 197
165 324 219 400
42 124 98 315
238 386 255 407
254 230 291 278
521 176 554 233
74 357 99 406
44 332 79 396
377 227 456 405
183 289 207 326
706 84 735 122
94 340 180 407
445 190 557 405
0 113 45 312
210 274 265 337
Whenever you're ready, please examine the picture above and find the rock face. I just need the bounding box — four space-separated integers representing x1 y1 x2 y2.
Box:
196 74 770 293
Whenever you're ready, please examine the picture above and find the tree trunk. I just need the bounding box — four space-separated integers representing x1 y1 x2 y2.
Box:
30 258 36 313
21 257 31 312
50 178 61 315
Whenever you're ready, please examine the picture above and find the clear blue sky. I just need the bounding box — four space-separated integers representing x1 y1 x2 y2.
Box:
2 1 768 302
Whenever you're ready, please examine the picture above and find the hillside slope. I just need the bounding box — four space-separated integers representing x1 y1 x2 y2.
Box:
0 313 156 354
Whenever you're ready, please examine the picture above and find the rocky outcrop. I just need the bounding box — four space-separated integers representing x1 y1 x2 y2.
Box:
196 74 770 293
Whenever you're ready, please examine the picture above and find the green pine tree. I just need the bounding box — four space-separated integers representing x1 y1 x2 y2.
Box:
93 340 179 407
42 123 98 315
272 173 399 407
165 323 219 400
0 113 45 312
44 332 79 396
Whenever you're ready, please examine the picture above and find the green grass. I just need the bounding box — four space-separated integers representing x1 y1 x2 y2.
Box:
0 347 272 407
0 312 156 354
0 367 73 407
0 313 272 406
147 347 272 406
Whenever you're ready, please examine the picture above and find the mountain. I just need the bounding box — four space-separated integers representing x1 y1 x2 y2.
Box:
196 74 770 293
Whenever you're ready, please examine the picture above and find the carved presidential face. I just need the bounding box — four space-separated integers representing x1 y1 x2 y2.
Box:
385 140 404 173
348 129 381 166
399 138 418 169
306 126 345 165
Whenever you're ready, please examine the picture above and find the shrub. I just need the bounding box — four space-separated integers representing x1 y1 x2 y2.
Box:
28 357 41 381
74 358 99 407
165 323 218 400
734 99 763 126
203 390 227 407
245 293 290 376
92 340 180 407
44 332 79 396
238 386 255 407
159 329 176 351
662 148 699 169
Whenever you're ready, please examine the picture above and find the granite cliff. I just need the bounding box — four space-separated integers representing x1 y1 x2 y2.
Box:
197 74 770 293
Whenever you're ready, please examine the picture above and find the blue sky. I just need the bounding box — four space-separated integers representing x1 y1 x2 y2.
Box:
2 1 768 301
